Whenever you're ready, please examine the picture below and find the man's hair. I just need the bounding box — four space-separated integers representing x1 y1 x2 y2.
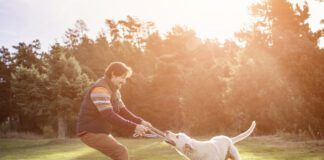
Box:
104 62 133 79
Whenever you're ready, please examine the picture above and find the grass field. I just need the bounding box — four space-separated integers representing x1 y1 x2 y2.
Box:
0 135 324 160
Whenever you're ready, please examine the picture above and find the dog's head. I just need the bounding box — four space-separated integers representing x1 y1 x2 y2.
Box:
165 131 194 155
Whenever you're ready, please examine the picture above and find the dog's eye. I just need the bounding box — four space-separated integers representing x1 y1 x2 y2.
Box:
176 135 179 139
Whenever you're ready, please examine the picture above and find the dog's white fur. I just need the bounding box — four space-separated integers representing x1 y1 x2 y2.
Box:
165 121 256 160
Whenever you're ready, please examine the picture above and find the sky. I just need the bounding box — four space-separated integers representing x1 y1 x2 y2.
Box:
0 0 323 51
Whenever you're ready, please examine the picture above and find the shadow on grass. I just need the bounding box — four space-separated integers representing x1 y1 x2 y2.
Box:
1 137 323 160
69 150 107 160
0 139 94 160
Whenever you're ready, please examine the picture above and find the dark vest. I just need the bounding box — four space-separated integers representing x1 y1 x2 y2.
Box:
76 77 123 135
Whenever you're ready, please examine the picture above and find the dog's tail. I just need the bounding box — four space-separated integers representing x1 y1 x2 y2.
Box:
231 121 256 144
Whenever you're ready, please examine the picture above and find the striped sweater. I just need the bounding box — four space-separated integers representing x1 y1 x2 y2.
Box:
77 77 143 135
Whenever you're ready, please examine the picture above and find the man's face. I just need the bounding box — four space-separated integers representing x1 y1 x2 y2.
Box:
111 73 128 89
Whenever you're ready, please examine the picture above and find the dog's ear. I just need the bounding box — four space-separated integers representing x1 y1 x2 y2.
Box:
183 143 194 154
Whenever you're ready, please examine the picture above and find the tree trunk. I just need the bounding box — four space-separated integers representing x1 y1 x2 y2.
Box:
57 111 67 139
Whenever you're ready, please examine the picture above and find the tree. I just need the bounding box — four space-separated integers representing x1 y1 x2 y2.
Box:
7 40 46 132
64 20 89 49
0 47 14 126
182 40 231 135
146 62 185 131
46 44 91 138
233 0 324 136
11 40 44 70
11 65 48 132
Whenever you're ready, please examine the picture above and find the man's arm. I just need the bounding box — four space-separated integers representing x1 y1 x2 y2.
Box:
119 100 152 128
90 87 137 134
119 106 143 124
114 90 143 124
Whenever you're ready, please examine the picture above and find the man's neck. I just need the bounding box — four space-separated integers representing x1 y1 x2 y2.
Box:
104 76 118 92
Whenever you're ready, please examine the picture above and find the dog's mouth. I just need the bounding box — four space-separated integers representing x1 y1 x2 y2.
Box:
164 139 176 146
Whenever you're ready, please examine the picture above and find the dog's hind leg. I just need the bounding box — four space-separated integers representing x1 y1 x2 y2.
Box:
228 145 241 160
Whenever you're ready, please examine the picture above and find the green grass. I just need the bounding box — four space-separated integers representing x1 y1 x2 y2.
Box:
0 136 324 160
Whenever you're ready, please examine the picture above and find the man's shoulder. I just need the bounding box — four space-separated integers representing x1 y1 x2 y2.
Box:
92 86 109 93
92 77 112 92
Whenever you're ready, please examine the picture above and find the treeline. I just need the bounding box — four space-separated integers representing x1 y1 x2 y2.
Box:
0 0 323 138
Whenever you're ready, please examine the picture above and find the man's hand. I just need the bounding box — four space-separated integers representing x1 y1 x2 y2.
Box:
134 124 148 137
141 120 152 128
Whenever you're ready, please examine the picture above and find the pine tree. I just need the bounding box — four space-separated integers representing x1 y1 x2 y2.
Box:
0 47 14 125
46 44 91 138
11 65 48 132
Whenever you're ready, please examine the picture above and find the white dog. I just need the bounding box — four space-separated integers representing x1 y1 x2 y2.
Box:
165 121 256 160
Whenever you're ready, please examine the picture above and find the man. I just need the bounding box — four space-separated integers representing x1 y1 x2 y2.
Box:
77 62 152 160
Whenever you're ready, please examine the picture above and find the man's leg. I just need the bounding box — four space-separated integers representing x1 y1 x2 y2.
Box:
80 133 128 160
